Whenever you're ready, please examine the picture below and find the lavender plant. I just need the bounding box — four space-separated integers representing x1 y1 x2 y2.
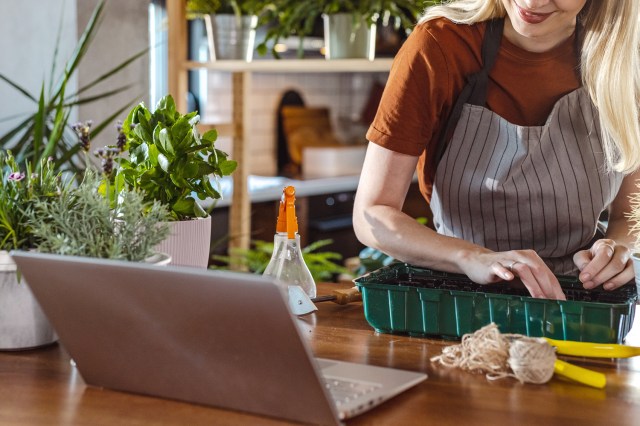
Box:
26 171 171 261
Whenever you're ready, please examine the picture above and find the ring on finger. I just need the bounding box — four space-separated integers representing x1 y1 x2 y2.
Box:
599 243 615 255
507 261 520 271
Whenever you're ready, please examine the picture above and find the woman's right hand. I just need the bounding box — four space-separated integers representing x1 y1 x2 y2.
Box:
457 249 566 300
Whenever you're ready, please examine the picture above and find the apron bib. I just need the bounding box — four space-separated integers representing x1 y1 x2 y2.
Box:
429 19 623 275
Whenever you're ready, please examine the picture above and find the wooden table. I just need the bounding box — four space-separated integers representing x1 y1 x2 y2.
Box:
1 282 639 425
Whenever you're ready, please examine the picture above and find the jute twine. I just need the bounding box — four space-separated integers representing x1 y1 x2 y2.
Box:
430 323 556 384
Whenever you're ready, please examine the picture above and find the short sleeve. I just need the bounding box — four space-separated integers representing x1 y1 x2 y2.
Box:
366 23 451 157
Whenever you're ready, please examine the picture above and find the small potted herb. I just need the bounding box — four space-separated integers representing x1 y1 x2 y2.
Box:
114 94 237 268
27 171 172 263
0 152 65 350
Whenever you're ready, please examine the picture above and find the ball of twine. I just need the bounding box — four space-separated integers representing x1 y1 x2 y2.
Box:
431 323 556 384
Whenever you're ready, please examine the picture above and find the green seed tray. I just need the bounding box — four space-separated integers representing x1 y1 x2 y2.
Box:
354 264 638 343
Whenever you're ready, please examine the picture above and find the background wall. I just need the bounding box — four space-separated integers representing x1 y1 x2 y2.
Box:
0 0 77 138
0 0 149 152
76 0 150 149
203 71 388 176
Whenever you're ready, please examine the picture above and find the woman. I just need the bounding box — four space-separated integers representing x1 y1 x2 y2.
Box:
353 0 640 299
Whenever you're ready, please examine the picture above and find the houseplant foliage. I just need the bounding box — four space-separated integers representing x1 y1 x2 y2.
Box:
27 171 172 262
116 94 238 221
211 238 348 282
0 0 147 175
186 0 268 17
0 152 65 251
256 0 436 58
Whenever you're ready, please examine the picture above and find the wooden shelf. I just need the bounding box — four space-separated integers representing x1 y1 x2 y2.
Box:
184 58 393 73
167 0 392 258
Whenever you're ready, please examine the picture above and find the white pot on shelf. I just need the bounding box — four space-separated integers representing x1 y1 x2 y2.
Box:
154 216 212 269
323 13 377 60
0 251 57 351
204 14 258 61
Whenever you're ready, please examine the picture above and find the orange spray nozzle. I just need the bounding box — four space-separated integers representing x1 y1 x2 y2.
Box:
275 186 298 239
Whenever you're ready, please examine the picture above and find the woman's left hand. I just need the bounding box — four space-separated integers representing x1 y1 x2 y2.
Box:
573 239 633 290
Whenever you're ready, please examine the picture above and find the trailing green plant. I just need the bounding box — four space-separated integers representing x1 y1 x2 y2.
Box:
257 0 438 58
115 94 237 221
211 238 348 282
27 171 171 261
0 151 67 251
186 0 268 17
0 0 147 175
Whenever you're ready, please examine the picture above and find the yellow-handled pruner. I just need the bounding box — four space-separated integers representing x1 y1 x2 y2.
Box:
541 338 640 389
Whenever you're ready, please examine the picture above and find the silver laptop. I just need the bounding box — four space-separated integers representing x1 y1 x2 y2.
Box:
11 251 426 426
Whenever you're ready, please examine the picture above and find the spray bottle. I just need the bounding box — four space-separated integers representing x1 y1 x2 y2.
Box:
263 186 317 310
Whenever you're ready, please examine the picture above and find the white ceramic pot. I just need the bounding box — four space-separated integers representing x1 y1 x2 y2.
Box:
0 251 57 350
154 216 212 269
323 13 377 60
204 14 257 61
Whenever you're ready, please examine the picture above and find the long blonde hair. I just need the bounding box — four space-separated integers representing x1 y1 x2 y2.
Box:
419 0 640 173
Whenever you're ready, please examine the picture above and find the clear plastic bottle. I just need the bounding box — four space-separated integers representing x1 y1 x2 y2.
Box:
263 186 317 298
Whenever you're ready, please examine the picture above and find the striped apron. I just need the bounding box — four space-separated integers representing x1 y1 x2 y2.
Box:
429 19 624 275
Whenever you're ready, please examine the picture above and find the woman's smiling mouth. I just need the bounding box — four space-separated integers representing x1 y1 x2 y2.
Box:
515 3 554 24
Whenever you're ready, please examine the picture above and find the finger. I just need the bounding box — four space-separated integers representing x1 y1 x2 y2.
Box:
491 261 514 281
572 249 593 272
513 262 565 300
602 264 635 290
579 244 615 287
584 246 631 289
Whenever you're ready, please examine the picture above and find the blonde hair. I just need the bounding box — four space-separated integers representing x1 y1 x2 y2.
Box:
419 0 640 173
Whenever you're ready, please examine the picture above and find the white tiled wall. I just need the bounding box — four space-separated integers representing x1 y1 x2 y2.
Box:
202 71 389 176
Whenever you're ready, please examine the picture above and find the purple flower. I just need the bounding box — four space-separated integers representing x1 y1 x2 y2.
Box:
8 171 25 181
115 121 126 152
72 120 93 152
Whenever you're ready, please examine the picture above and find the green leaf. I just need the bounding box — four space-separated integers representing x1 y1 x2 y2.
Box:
182 161 199 179
172 198 195 215
156 127 174 156
148 144 159 166
157 153 170 172
0 74 37 102
32 84 46 162
219 159 238 176
155 95 176 118
171 117 192 147
202 129 218 143
74 47 148 98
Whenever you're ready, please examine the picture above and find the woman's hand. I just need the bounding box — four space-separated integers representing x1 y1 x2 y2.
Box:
458 249 566 300
573 239 633 290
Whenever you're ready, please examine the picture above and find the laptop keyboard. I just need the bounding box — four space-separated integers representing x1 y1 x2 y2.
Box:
323 376 382 407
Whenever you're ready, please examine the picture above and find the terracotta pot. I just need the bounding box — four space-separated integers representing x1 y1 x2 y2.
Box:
0 251 57 350
154 216 212 269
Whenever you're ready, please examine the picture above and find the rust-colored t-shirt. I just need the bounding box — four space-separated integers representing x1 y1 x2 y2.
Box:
366 18 581 202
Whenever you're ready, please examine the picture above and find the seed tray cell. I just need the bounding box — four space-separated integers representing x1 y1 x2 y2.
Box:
354 264 638 343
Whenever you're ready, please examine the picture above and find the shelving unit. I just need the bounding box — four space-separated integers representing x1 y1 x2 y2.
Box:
166 0 392 254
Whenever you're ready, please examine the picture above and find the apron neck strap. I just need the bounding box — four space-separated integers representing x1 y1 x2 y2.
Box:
434 18 504 164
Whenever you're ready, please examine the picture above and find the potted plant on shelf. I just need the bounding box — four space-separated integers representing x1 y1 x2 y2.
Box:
186 0 269 61
257 0 434 59
114 94 237 268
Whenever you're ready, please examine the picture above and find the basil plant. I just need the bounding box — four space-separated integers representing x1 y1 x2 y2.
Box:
116 95 237 221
